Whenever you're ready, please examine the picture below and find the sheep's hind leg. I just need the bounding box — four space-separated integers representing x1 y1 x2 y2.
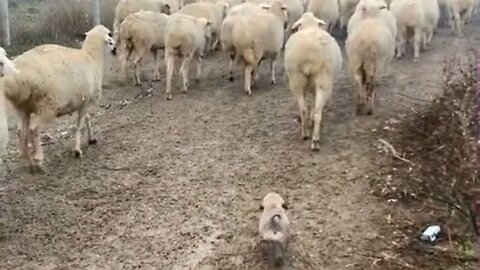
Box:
228 53 236 82
28 113 53 173
195 54 203 84
289 75 309 140
73 109 88 158
152 49 161 81
165 50 175 100
15 109 30 160
269 57 277 85
311 79 331 151
180 54 193 93
85 113 97 145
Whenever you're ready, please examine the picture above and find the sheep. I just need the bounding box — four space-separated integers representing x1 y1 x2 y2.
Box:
345 2 395 116
245 0 305 40
390 0 425 61
306 0 339 33
338 0 360 30
418 0 440 50
194 0 244 8
0 48 20 156
259 192 289 267
438 0 453 27
113 0 172 43
448 0 475 36
285 12 342 151
164 14 212 100
347 0 397 40
117 11 170 86
177 1 229 52
0 25 116 172
220 1 288 95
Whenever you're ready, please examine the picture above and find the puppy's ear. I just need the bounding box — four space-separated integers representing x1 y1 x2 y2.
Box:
282 203 288 210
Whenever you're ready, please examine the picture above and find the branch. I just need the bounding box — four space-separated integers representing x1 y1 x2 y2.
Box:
378 138 416 166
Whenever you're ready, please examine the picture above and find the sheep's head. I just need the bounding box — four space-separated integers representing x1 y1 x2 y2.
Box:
85 25 117 56
262 1 288 30
357 0 388 18
260 192 288 212
291 12 326 33
0 47 19 77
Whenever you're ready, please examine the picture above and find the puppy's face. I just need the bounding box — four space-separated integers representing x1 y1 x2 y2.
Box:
260 192 288 211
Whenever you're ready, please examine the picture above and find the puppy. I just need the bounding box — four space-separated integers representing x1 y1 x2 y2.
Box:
258 192 289 267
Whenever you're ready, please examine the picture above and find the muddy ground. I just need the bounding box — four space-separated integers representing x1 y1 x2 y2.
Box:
0 15 479 270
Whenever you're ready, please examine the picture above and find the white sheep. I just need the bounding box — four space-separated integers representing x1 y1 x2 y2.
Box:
390 0 425 61
0 48 20 156
245 0 305 39
164 14 212 100
448 0 475 36
259 192 289 267
118 10 170 86
220 1 288 95
177 1 229 52
338 0 360 30
0 25 116 172
438 0 453 27
306 0 339 33
113 0 172 43
220 2 266 82
345 2 395 115
347 0 397 40
418 0 440 50
285 12 342 151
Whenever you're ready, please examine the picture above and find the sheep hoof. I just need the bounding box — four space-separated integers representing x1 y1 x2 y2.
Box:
245 90 252 96
229 76 234 82
302 135 309 140
88 139 98 145
74 149 83 158
195 78 200 85
310 141 320 151
271 79 277 85
166 93 173 100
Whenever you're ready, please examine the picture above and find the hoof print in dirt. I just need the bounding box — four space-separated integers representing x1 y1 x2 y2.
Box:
88 139 98 145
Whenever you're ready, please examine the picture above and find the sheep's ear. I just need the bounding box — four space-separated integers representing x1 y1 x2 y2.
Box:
291 21 301 33
164 3 171 14
379 5 387 10
259 205 264 211
282 203 288 210
317 19 326 27
261 4 270 10
206 20 212 26
281 5 287 10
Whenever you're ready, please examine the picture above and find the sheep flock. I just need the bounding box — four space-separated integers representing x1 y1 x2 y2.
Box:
1 0 477 169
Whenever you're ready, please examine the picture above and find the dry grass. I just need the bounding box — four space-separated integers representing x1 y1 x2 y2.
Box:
3 0 120 53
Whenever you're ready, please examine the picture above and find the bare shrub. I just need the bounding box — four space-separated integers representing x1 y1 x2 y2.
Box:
371 57 478 269
39 0 90 40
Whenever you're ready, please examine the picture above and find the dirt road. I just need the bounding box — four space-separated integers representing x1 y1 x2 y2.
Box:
1 17 479 269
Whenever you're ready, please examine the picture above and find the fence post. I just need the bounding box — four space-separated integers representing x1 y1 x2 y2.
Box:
0 0 10 47
90 0 100 26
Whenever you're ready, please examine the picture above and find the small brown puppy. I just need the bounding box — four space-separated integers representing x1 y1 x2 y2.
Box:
259 192 289 267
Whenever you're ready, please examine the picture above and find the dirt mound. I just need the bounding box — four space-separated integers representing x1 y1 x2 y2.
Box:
371 57 479 269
